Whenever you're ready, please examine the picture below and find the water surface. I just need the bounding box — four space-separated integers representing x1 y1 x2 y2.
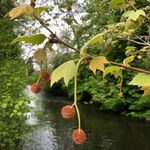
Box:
24 88 150 150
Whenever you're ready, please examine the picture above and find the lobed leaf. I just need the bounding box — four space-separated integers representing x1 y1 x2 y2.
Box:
11 34 46 45
4 5 34 20
51 60 76 87
122 10 146 21
129 73 150 87
89 56 109 74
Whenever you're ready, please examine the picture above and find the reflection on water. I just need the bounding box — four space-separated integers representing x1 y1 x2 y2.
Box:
23 86 150 150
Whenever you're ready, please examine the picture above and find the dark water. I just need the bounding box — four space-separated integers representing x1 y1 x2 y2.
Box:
24 88 150 150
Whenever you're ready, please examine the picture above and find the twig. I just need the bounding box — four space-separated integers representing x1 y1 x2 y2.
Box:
34 15 55 35
127 38 150 46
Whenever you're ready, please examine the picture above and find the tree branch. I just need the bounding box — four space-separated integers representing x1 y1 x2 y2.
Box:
109 61 150 74
127 38 150 46
34 15 150 75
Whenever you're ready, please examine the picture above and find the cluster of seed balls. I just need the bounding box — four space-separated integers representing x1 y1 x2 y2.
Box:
31 70 50 93
30 71 86 145
61 105 86 144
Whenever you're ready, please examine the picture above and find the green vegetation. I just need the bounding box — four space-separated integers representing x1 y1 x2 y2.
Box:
0 0 32 149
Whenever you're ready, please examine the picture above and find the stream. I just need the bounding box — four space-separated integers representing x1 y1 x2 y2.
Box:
23 86 150 150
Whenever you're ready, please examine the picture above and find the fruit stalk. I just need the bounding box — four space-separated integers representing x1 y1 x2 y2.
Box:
74 58 83 130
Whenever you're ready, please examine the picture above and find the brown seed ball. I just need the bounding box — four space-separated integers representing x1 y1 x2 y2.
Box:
72 129 86 144
61 105 76 119
31 83 41 94
40 71 50 80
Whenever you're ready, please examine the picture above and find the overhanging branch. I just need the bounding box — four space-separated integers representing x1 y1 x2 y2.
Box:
34 15 150 75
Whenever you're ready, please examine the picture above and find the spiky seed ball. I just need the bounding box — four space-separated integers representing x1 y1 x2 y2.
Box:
31 83 41 93
61 105 76 119
40 71 50 80
72 129 86 144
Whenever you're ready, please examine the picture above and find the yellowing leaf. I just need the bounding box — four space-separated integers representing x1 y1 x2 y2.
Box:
34 49 47 62
4 5 34 20
89 56 109 74
141 85 150 95
123 56 134 66
122 10 146 21
11 34 46 45
129 73 150 87
51 60 76 87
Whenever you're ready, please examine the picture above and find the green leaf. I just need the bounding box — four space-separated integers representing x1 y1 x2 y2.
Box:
109 0 125 7
80 33 103 56
2 103 8 109
89 56 109 74
103 66 121 77
35 6 49 16
123 10 146 21
129 73 150 87
123 56 134 66
11 34 46 45
51 60 76 87
86 33 103 46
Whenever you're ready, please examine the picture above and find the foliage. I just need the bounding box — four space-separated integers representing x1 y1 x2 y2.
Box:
41 0 150 120
129 95 150 111
11 34 46 45
4 5 34 20
89 56 109 74
3 0 150 146
0 0 32 149
0 60 31 149
51 60 77 87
